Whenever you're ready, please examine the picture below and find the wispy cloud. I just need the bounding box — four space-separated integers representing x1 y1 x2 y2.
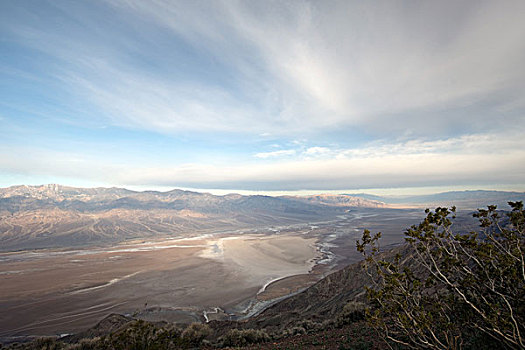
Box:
1 1 525 191
114 131 525 190
305 147 331 156
108 0 525 135
254 149 296 159
3 1 525 137
2 131 524 191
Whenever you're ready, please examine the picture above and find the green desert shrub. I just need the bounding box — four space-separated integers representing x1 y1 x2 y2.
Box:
108 320 160 349
5 322 186 350
297 319 321 333
181 323 211 346
281 326 306 337
60 337 102 350
336 301 366 326
33 337 60 350
97 321 183 350
357 202 525 349
77 337 100 350
221 328 271 347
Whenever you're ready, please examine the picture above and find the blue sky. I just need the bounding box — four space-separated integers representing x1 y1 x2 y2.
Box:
1 0 525 194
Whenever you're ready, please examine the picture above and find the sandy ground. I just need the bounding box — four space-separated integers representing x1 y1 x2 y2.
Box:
0 233 320 339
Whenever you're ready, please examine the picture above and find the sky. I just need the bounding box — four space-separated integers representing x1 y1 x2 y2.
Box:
1 0 525 195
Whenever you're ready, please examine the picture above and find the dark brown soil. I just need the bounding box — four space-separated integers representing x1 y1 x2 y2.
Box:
227 322 384 350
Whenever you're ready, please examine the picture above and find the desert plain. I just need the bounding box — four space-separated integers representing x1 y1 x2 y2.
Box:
0 232 321 339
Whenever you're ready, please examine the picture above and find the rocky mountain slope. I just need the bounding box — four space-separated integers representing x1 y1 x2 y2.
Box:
0 185 385 251
0 185 385 211
282 193 386 208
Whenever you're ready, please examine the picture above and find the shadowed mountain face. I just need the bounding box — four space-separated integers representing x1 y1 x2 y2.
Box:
0 185 385 251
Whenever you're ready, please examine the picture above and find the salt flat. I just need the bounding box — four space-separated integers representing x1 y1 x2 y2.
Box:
0 233 320 339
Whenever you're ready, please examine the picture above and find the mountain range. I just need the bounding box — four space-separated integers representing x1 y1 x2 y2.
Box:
348 190 525 209
0 185 386 211
0 185 384 251
1 185 522 252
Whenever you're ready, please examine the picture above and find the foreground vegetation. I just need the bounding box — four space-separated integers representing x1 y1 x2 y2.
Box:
358 202 524 349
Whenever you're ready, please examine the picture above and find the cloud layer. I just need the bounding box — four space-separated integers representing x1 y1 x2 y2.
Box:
3 1 525 135
1 0 524 192
3 131 524 191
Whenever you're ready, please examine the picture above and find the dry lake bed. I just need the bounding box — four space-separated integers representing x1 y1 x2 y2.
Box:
0 232 322 339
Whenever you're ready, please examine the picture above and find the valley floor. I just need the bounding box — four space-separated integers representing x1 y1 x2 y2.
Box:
0 207 421 343
0 232 320 340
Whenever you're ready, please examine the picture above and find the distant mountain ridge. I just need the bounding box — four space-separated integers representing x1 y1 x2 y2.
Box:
3 185 521 211
282 194 386 208
0 184 136 201
0 185 385 211
347 190 525 209
3 185 520 251
0 185 384 251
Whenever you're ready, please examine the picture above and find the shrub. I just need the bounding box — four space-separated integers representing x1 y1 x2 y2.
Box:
61 337 102 350
336 301 366 326
357 202 525 349
181 323 211 346
297 319 321 332
221 329 271 347
96 321 183 350
281 326 307 337
33 337 60 350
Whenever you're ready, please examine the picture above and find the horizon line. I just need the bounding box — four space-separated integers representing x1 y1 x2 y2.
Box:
2 183 525 198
